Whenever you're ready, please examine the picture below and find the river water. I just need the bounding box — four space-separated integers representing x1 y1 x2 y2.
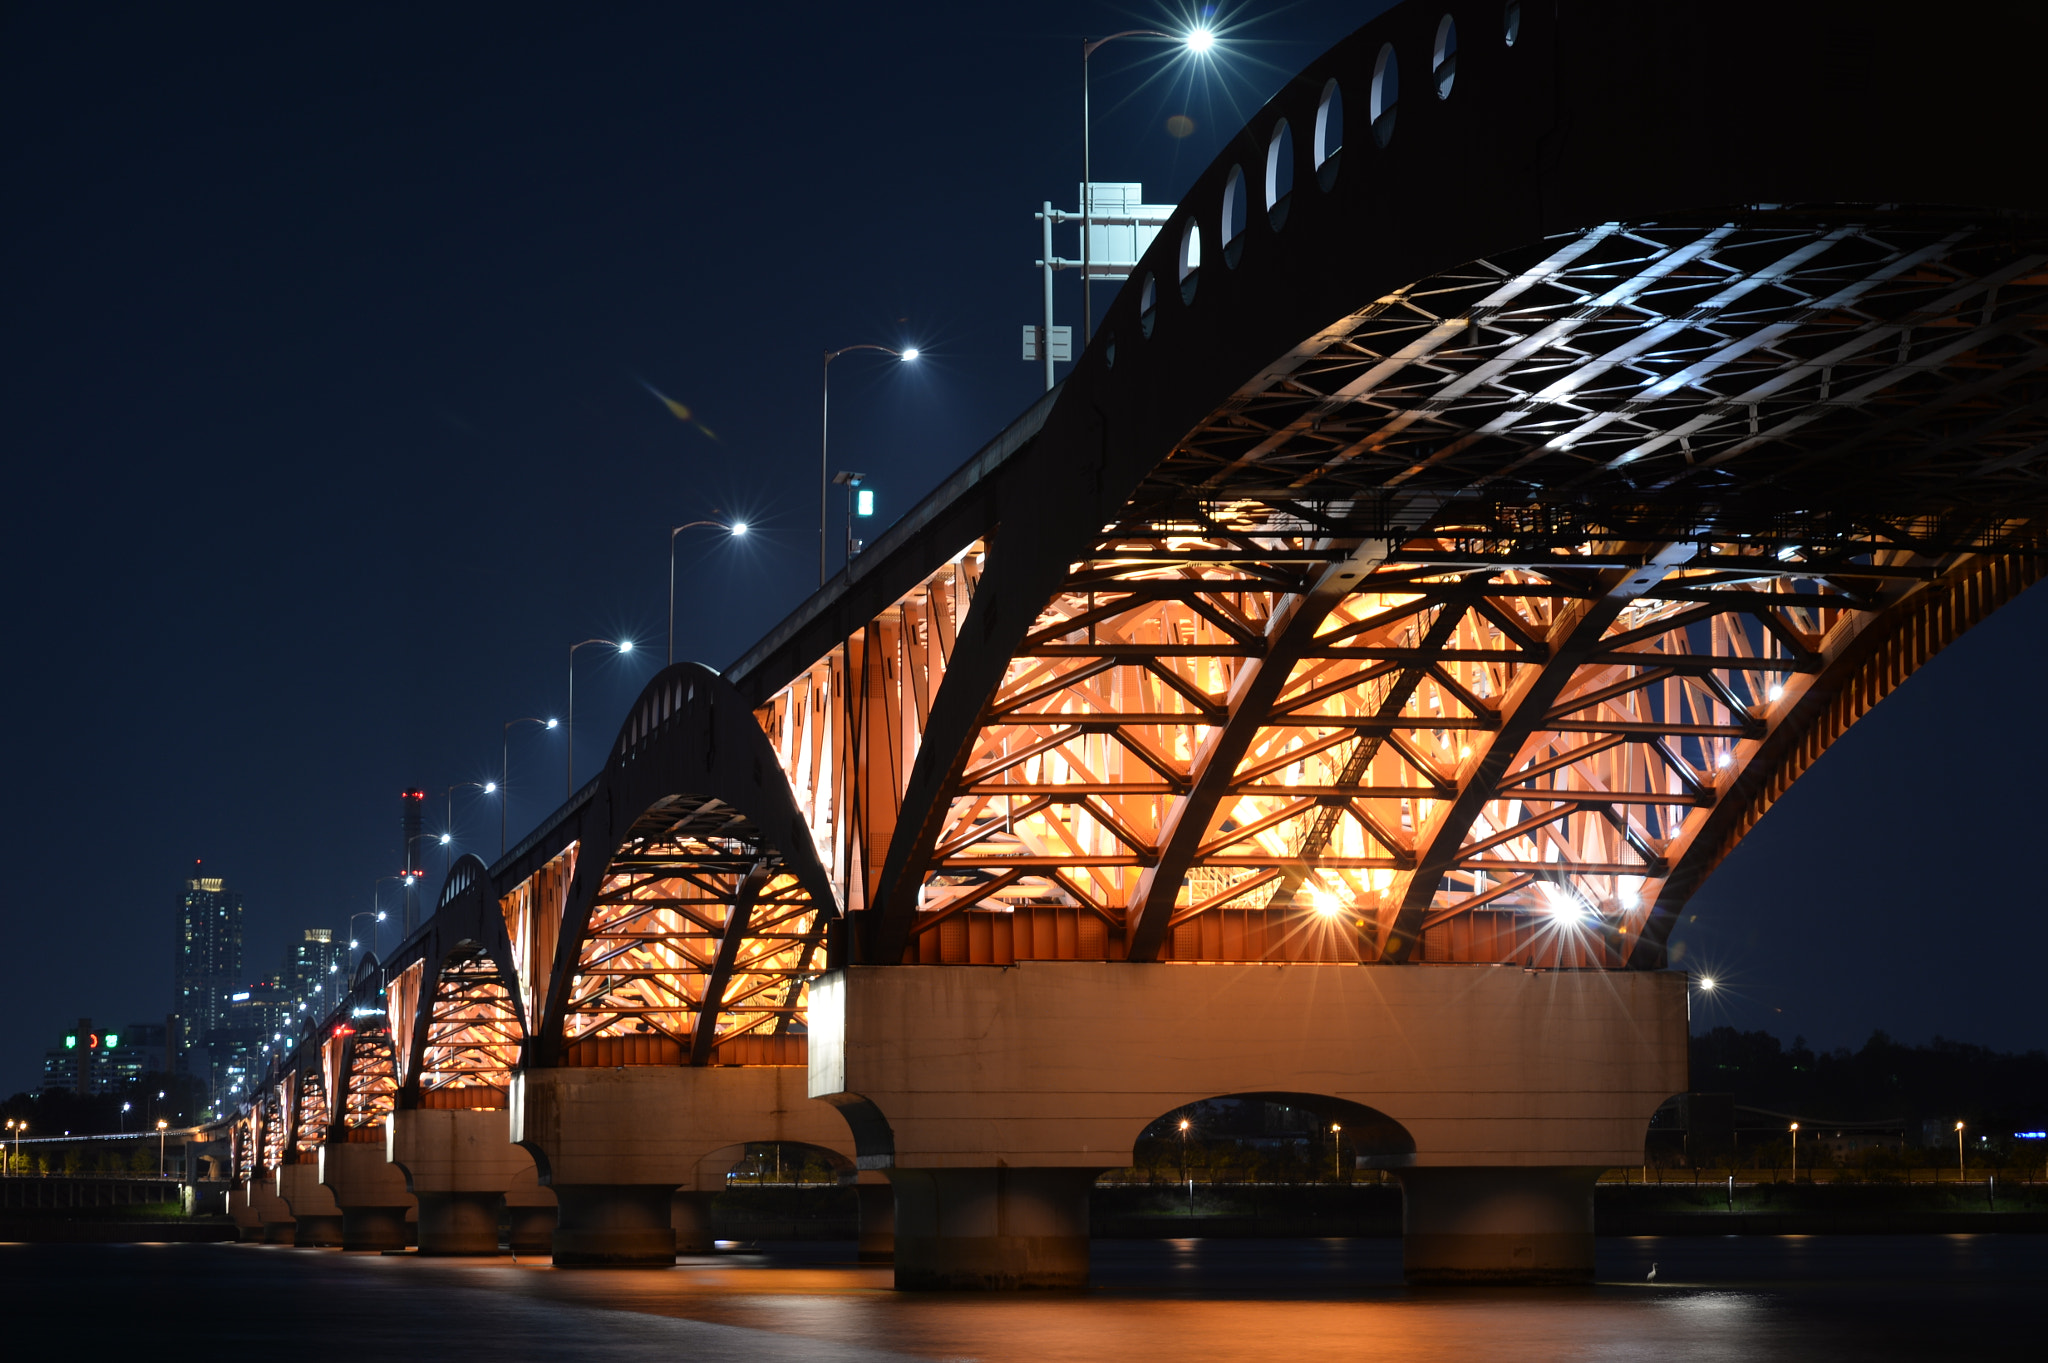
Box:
5 1236 2037 1361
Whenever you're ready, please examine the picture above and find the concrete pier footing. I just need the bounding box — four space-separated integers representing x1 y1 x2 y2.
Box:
513 1065 854 1268
507 1201 557 1255
278 1163 344 1246
890 1167 1096 1289
855 1176 895 1263
225 1184 264 1241
389 1107 558 1256
250 1173 297 1244
415 1191 505 1255
553 1185 676 1266
320 1141 416 1252
1398 1166 1602 1284
671 1191 717 1254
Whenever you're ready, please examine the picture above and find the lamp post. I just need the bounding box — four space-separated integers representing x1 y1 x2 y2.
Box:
502 717 559 855
669 520 748 664
1956 1121 1966 1182
1790 1122 1799 1181
441 781 498 883
3 1119 16 1175
1331 1123 1344 1181
156 1119 169 1179
351 887 395 975
6 1120 22 1175
567 638 634 797
1079 25 1215 343
820 345 918 585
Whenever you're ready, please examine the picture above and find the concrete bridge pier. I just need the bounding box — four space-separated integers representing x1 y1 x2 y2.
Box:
320 1138 416 1251
248 1173 296 1244
670 1191 718 1254
513 1065 855 1267
810 962 1687 1289
389 1107 557 1255
1397 1165 1604 1285
224 1183 264 1241
888 1167 1095 1288
854 1170 894 1263
277 1158 344 1247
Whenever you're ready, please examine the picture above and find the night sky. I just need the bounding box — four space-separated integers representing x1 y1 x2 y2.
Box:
5 1 2043 1094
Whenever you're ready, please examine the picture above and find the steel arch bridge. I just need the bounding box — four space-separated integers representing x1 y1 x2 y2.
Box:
243 0 2048 1107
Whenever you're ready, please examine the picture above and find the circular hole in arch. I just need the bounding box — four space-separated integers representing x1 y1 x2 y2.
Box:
1179 219 1202 303
1265 119 1295 228
1221 164 1247 266
1504 0 1522 46
1314 79 1343 190
1139 274 1157 338
1370 43 1399 147
1433 15 1458 99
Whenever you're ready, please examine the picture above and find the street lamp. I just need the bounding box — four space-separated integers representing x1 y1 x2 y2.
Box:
5 1119 22 1175
1956 1121 1967 1182
1790 1121 1800 1181
1331 1123 1344 1180
502 717 559 855
820 345 918 585
442 781 497 883
669 520 748 665
567 638 634 796
156 1118 169 1179
1080 26 1217 342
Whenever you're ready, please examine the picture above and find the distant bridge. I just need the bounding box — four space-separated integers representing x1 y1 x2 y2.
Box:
215 0 2048 1287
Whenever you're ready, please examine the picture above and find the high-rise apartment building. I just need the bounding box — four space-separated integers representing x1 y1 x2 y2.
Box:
282 928 342 1018
172 863 243 1054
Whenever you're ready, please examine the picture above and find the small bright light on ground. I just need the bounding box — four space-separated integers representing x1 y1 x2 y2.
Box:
1186 27 1216 53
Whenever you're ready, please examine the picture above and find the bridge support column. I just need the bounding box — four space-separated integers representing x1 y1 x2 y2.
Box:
225 1183 264 1241
388 1107 557 1256
513 1065 854 1268
276 1162 343 1246
855 1171 894 1263
809 962 1686 1291
671 1191 718 1254
249 1173 296 1243
1397 1166 1600 1284
319 1140 415 1252
416 1191 504 1254
890 1167 1095 1289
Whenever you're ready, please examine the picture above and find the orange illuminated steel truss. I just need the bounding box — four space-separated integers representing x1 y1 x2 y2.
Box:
416 950 523 1109
751 218 2046 968
341 1032 397 1140
559 798 825 1068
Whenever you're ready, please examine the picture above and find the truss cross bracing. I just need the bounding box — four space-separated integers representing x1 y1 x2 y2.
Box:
750 214 2046 970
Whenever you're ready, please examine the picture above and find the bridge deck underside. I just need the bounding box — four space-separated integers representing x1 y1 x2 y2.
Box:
763 211 2047 970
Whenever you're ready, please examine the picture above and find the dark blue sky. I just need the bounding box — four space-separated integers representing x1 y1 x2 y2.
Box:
4 0 2042 1093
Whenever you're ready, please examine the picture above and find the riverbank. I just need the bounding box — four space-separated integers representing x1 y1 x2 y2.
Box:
8 1178 2047 1245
